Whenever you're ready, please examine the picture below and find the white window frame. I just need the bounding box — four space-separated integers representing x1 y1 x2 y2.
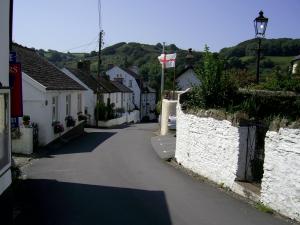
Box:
66 94 71 116
77 93 82 113
52 96 58 122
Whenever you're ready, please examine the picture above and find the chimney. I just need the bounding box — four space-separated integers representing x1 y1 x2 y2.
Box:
129 66 139 74
107 64 114 70
77 60 91 74
185 48 194 68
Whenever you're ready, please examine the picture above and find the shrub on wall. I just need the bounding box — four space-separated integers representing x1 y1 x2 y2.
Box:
180 46 300 127
183 45 238 110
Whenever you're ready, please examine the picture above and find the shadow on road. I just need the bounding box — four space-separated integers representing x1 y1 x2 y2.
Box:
13 179 172 225
49 131 116 155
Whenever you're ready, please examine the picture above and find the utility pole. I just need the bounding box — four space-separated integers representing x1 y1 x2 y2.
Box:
96 30 103 127
160 42 165 100
97 30 104 78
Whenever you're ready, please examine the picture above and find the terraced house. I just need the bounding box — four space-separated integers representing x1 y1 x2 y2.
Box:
12 44 86 146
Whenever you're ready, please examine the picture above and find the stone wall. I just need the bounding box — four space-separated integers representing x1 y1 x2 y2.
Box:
98 110 140 127
176 102 300 221
175 105 241 188
261 128 300 221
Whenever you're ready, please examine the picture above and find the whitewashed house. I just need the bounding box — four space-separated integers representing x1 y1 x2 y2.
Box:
13 44 86 146
111 80 134 112
62 66 100 125
176 66 200 91
62 62 133 125
141 85 156 120
0 0 12 208
106 66 141 109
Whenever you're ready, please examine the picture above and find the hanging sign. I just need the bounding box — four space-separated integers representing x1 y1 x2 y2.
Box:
9 63 23 117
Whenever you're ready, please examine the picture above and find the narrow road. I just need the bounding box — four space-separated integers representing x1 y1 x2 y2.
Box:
14 123 291 225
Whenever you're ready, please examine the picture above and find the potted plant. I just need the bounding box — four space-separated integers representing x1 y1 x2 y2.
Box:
22 115 30 126
65 116 76 127
77 112 87 122
52 121 64 134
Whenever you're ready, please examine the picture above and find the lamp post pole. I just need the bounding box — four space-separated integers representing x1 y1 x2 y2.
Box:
256 38 262 84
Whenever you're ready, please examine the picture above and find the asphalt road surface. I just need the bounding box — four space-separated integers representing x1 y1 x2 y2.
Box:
14 123 293 225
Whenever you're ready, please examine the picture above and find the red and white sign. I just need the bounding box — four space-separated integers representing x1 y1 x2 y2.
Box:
158 53 176 68
9 63 23 117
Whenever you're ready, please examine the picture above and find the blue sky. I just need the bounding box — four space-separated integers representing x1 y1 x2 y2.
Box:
13 0 300 53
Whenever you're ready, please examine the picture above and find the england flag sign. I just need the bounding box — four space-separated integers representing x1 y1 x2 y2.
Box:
158 53 176 68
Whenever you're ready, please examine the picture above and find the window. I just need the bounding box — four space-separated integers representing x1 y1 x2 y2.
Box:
66 94 71 116
129 80 133 87
116 93 118 103
77 93 82 113
52 96 58 121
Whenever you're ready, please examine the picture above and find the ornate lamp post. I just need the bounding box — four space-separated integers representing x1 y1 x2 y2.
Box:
254 11 268 84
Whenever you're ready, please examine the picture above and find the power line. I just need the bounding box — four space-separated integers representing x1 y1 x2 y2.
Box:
98 0 102 31
62 34 99 53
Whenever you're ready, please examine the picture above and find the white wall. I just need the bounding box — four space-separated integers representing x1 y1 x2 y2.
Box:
176 101 300 221
0 0 9 87
62 68 96 125
98 110 139 127
176 69 200 91
292 62 298 74
141 92 156 119
106 66 140 108
175 104 253 188
261 128 300 221
0 0 11 196
22 75 84 145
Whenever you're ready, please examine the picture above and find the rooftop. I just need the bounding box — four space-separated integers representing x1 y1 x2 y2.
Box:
12 43 85 91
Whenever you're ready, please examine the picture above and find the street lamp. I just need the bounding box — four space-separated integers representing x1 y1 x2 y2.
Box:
254 10 268 84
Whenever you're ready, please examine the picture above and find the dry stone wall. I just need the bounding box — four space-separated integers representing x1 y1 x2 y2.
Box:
261 128 300 221
175 105 240 188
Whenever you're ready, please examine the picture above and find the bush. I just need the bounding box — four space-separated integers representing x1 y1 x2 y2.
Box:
22 115 30 126
65 116 76 127
256 67 300 93
185 45 238 109
94 98 116 121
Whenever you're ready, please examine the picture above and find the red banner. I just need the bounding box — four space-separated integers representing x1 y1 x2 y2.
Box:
9 63 23 117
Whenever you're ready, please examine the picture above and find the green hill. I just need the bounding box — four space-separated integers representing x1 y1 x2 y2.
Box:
35 38 299 90
39 42 203 90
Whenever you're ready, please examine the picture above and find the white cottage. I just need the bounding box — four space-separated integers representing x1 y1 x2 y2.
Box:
13 44 86 146
106 66 141 109
176 66 200 91
63 64 133 125
141 85 156 121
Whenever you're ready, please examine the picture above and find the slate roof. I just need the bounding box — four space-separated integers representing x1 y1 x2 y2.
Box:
66 67 121 93
111 81 133 93
97 76 120 93
66 68 103 93
176 65 194 79
12 44 86 91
